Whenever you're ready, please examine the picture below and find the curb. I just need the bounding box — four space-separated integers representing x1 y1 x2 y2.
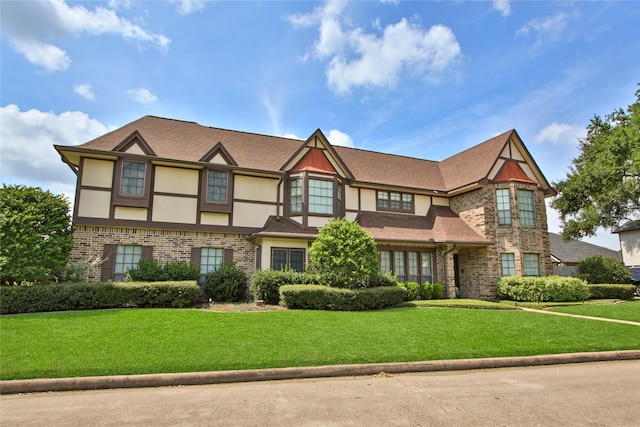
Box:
2 350 639 395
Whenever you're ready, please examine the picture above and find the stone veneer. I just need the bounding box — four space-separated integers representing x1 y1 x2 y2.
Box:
450 182 553 298
71 225 257 282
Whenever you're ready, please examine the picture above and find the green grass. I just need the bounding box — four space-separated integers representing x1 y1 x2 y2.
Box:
2 306 639 380
550 300 640 322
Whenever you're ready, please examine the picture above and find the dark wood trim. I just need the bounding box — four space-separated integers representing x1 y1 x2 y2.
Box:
74 216 260 234
375 189 416 214
112 158 152 208
199 168 233 214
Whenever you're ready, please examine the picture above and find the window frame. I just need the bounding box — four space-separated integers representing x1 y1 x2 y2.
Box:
376 190 414 213
271 247 306 272
200 168 232 213
113 245 143 282
496 188 512 226
500 253 516 276
379 249 434 284
113 158 152 208
517 189 537 227
199 247 224 283
286 173 343 217
523 253 540 276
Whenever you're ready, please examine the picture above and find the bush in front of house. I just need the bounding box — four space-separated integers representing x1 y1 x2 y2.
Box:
587 284 636 300
249 268 320 305
397 282 445 301
128 259 200 282
496 276 590 302
309 218 380 289
204 262 248 302
578 255 632 284
279 284 406 311
0 281 200 314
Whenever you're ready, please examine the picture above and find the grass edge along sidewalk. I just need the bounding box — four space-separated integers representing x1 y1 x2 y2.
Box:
2 350 639 395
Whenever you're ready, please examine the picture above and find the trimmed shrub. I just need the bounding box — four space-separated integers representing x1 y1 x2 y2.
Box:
279 284 406 311
578 255 632 284
397 282 445 301
0 281 200 314
587 284 636 300
422 282 445 300
204 262 248 302
497 276 590 302
250 268 321 305
398 282 420 300
128 259 199 282
366 271 397 288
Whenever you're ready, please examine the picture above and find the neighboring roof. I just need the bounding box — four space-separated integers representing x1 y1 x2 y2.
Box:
357 206 491 245
56 115 551 195
616 220 640 233
548 232 622 264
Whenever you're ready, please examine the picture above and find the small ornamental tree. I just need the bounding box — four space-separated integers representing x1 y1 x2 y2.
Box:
0 185 74 284
309 218 379 288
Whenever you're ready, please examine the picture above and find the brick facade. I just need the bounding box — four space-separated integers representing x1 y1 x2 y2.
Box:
71 225 257 282
450 182 552 298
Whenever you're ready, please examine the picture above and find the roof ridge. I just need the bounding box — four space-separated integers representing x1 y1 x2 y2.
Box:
334 145 440 164
440 129 514 163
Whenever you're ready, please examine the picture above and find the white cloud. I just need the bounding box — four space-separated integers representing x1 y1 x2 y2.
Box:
535 122 585 144
516 12 570 46
290 0 461 95
0 0 170 72
74 84 95 100
493 1 511 17
128 88 158 104
170 0 206 15
0 104 112 190
326 129 354 147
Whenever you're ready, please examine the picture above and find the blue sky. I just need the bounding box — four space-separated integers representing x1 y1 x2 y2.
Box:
1 0 638 250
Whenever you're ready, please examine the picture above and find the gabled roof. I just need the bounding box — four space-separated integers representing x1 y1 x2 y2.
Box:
548 232 622 264
55 115 554 195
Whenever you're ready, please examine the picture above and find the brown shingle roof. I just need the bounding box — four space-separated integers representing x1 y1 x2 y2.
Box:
60 116 539 194
357 206 490 245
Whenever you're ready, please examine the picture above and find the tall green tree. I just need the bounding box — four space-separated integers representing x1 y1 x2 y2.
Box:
0 185 74 284
552 88 640 239
309 218 379 288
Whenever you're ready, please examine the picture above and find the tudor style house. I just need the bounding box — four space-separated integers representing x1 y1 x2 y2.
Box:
55 116 555 298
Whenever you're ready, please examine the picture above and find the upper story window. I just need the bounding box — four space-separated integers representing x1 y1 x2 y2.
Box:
308 179 333 214
377 190 414 213
206 170 228 203
290 178 303 214
121 161 146 196
287 175 342 217
496 188 512 225
517 190 536 227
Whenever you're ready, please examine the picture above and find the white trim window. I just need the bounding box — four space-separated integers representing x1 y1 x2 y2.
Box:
496 188 512 226
114 245 142 281
500 253 516 276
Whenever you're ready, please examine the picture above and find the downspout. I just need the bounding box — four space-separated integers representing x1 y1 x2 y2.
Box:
442 244 458 298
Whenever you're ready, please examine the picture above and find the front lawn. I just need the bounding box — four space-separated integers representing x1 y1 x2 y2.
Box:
550 300 640 322
2 306 639 380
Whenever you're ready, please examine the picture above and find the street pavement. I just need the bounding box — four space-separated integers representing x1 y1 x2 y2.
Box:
2 360 638 426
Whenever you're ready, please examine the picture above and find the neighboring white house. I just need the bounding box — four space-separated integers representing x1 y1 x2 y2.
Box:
616 220 640 283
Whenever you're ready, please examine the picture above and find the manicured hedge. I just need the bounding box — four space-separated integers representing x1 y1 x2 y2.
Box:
496 276 590 302
279 284 407 311
587 284 636 300
397 282 444 301
0 281 200 315
250 269 321 305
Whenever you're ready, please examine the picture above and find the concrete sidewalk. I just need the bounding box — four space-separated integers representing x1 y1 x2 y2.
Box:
2 350 639 395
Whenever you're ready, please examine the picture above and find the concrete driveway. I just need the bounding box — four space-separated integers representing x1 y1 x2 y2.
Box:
2 360 638 426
